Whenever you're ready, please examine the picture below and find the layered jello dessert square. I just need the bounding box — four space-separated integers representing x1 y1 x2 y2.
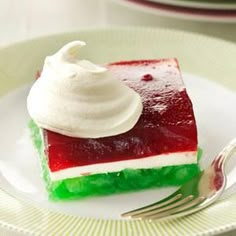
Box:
28 42 200 200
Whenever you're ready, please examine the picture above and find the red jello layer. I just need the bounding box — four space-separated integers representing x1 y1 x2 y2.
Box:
43 59 198 173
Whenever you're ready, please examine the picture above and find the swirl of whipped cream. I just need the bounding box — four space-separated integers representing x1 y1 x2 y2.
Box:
27 41 143 138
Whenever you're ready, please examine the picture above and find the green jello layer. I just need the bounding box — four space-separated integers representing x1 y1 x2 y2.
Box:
29 120 201 200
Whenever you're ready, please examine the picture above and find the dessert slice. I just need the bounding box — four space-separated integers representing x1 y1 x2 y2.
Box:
28 42 200 200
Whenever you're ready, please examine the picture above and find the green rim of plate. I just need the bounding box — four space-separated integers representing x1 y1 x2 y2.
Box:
0 27 236 236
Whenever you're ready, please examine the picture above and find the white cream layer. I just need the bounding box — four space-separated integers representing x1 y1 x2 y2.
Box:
48 151 197 181
27 41 143 138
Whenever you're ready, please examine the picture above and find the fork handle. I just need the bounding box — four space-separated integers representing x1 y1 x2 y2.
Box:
220 138 236 190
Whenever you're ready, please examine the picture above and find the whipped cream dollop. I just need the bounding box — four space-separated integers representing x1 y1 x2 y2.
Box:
27 41 143 138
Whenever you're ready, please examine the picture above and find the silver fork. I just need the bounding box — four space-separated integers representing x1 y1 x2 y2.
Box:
121 138 236 220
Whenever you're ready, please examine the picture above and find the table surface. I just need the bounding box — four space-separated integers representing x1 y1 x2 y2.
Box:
0 0 235 235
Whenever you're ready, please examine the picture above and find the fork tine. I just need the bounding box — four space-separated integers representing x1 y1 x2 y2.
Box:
121 191 182 217
131 195 194 218
144 196 206 220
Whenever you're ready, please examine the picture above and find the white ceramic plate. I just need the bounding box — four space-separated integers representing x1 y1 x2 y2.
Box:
0 28 236 235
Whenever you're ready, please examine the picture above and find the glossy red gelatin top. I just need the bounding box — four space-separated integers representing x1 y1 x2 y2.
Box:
43 59 198 172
